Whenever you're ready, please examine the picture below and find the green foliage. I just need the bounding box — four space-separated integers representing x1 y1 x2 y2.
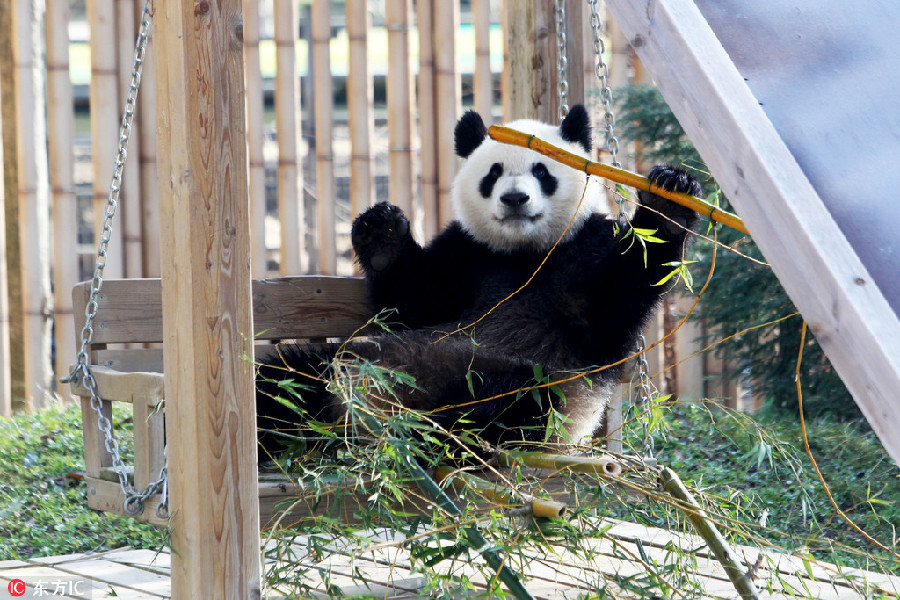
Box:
0 403 164 560
617 84 856 420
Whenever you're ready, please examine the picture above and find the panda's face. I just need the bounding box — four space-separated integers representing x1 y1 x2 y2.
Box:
450 106 606 252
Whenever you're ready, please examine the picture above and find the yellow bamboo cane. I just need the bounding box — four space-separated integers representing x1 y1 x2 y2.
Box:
488 125 750 236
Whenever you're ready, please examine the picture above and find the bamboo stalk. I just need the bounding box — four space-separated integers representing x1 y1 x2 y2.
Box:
489 125 750 235
312 0 336 274
434 465 568 519
416 0 438 239
117 0 142 278
14 0 52 409
385 0 414 215
243 0 268 277
499 451 624 478
472 0 492 119
88 0 124 279
659 467 760 600
433 0 460 228
274 0 305 275
46 0 77 396
137 0 159 277
345 0 374 221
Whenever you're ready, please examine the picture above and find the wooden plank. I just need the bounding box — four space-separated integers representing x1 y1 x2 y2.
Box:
605 0 900 463
72 276 371 344
154 0 261 595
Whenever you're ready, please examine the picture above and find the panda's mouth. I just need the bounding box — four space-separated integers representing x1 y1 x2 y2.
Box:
495 212 544 224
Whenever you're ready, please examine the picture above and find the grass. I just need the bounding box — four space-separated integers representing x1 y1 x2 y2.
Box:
0 402 165 560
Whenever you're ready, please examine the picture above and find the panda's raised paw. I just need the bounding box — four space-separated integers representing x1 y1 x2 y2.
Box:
637 165 701 235
351 202 411 273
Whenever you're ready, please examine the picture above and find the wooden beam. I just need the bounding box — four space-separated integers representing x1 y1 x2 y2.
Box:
606 0 900 463
154 0 261 595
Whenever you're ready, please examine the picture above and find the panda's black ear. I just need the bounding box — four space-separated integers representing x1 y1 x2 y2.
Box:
455 110 488 158
560 104 592 153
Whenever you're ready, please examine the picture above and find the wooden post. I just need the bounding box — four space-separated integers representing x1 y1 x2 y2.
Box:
47 0 78 397
502 0 584 123
0 103 9 416
155 0 261 595
345 0 374 219
0 0 24 411
312 0 336 274
274 0 305 275
136 0 160 278
13 0 52 409
243 0 268 277
385 0 415 216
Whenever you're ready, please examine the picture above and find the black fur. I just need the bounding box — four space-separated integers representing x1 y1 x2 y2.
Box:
559 105 592 153
454 110 488 158
255 110 698 461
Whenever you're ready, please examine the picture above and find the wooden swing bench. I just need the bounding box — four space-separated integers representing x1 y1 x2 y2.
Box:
71 275 626 528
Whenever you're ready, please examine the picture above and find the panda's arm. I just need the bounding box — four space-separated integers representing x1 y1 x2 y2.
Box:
353 206 480 327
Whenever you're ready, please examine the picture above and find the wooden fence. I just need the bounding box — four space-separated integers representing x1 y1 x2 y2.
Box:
0 0 743 415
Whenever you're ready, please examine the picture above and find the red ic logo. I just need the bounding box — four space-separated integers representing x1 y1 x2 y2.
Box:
7 579 26 597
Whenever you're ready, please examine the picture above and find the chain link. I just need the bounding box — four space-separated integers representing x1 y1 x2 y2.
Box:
62 0 167 517
635 335 655 458
554 0 569 121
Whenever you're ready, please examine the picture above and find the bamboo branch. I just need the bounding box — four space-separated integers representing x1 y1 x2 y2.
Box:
434 465 568 519
659 466 760 600
499 451 624 478
488 125 750 235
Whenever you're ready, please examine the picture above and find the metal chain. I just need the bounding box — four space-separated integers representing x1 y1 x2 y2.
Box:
585 0 655 458
62 0 167 518
554 0 569 121
587 0 626 229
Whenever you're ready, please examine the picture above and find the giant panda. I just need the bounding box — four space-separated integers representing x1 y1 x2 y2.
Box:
256 104 699 460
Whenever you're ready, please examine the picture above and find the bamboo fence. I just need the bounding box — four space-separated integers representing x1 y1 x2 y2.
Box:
0 106 9 416
0 0 741 413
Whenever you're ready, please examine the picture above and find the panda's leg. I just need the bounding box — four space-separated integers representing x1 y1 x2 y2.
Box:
255 343 345 460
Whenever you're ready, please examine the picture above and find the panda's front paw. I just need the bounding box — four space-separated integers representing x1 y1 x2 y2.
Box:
351 202 411 273
637 165 701 235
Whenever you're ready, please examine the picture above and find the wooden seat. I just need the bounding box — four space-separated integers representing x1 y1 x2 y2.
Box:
72 275 623 527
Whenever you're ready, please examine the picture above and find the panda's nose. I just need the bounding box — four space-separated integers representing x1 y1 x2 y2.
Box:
500 191 529 207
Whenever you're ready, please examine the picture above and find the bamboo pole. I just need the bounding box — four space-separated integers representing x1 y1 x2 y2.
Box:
13 0 52 409
416 0 439 239
136 0 159 278
659 467 760 600
472 0 493 120
488 125 750 235
46 0 77 397
243 0 268 277
385 0 414 216
0 103 10 415
87 0 124 279
345 0 374 220
434 465 568 518
0 0 24 410
499 451 624 478
274 0 305 275
433 0 460 227
155 0 261 593
117 0 142 278
312 0 337 274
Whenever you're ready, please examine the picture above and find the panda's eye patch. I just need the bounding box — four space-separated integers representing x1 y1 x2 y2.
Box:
532 163 549 179
479 163 504 198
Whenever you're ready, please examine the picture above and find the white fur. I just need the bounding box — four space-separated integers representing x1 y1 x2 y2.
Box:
451 118 607 252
